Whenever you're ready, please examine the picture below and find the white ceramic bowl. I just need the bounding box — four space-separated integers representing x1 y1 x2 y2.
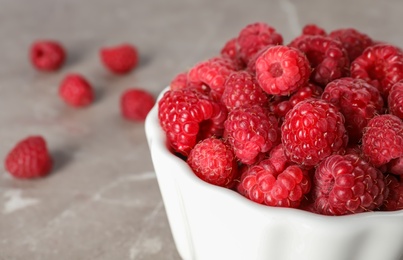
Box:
145 87 403 260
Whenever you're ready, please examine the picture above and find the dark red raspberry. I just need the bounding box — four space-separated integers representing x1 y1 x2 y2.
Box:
255 45 311 95
30 40 66 71
120 88 155 122
329 28 373 61
224 105 280 165
289 35 350 86
5 136 53 179
313 154 387 215
322 77 384 143
221 71 268 111
100 44 139 74
59 74 94 107
187 137 238 188
237 147 311 208
362 114 403 167
382 174 403 211
237 22 283 64
281 98 348 166
388 81 403 120
302 24 327 36
187 56 237 97
388 157 403 176
351 44 403 98
158 88 227 156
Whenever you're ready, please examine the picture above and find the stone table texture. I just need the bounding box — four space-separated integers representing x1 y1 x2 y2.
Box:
0 0 403 259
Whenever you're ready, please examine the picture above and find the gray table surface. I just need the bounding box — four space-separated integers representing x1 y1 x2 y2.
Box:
1 0 402 259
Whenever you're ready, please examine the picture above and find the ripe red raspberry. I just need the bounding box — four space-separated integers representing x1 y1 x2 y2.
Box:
30 40 66 71
246 45 273 74
5 136 53 179
313 154 387 215
59 74 94 107
237 22 283 64
388 81 403 120
281 98 348 166
351 44 403 98
322 77 384 143
220 37 245 69
224 105 280 165
329 28 373 61
170 72 188 91
362 114 403 167
120 88 155 122
255 45 311 96
187 137 238 188
158 88 227 156
221 71 268 111
237 149 311 208
302 24 327 36
100 44 139 74
289 35 350 86
388 157 403 176
382 174 403 211
187 56 237 97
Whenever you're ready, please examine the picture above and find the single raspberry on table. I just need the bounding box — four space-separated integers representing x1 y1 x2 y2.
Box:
321 77 384 143
237 145 311 208
302 24 327 36
100 44 139 74
224 105 280 165
221 71 268 111
187 56 238 97
255 45 311 96
382 174 403 211
187 137 238 188
5 136 53 179
313 154 388 216
30 40 66 71
281 98 348 166
120 88 155 122
351 44 403 98
388 81 403 120
289 35 350 86
362 114 403 167
329 28 373 61
59 74 94 108
158 88 227 156
237 22 283 64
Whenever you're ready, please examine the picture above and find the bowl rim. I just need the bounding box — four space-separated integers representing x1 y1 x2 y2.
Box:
146 86 403 223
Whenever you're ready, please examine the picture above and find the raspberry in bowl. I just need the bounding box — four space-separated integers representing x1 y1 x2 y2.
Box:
145 22 403 260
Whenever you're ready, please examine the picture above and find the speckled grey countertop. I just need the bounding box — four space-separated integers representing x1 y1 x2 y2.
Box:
0 0 402 259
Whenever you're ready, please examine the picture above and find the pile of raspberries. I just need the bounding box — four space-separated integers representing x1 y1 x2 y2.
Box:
158 22 403 216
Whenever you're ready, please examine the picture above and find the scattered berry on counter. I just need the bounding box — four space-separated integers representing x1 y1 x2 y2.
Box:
100 43 139 74
121 88 155 122
30 40 66 71
5 136 53 179
59 74 94 107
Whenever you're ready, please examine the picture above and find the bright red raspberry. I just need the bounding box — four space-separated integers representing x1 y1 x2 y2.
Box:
362 114 403 167
322 77 384 143
187 56 237 97
158 88 227 156
224 105 280 165
220 37 245 69
351 44 403 98
120 88 155 122
100 44 139 74
302 24 327 36
313 154 387 215
5 136 53 179
59 74 94 107
289 35 350 86
30 40 66 71
255 45 311 96
187 137 238 188
221 71 268 111
329 28 373 61
170 72 188 91
237 149 311 208
382 174 403 211
246 45 273 74
281 98 348 166
388 81 403 120
237 22 283 64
